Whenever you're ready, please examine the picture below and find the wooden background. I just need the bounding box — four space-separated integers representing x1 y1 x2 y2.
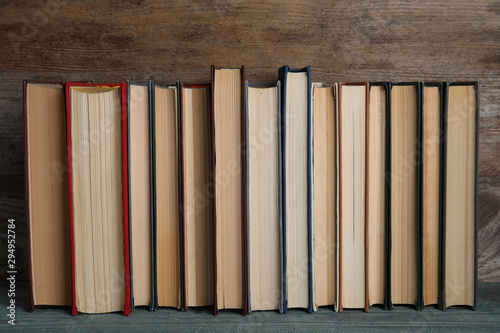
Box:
0 0 498 282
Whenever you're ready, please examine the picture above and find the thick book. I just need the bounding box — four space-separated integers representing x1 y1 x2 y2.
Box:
65 82 131 315
388 82 423 310
245 81 282 313
311 82 338 312
24 81 71 311
210 66 248 316
440 82 478 310
338 82 369 312
421 82 444 308
127 81 152 310
179 82 213 310
278 65 313 313
367 82 390 310
149 81 182 311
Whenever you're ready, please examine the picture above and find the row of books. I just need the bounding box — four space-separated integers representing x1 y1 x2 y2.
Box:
24 66 478 316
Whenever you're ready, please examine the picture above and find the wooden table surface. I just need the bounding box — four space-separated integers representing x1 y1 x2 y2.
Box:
1 281 500 331
0 0 498 282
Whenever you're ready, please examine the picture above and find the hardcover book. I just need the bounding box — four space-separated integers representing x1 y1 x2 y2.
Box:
246 81 282 313
311 82 338 312
24 81 71 311
422 82 443 308
278 65 313 313
65 82 131 315
388 82 423 310
179 82 213 310
211 66 248 316
338 82 368 312
441 82 478 310
127 81 152 310
24 72 478 317
367 82 389 310
149 81 182 310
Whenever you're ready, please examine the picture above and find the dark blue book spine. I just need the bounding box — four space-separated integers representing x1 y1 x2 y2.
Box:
278 65 313 313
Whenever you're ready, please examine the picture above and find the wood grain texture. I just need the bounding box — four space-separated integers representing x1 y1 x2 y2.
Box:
0 0 498 282
1 281 500 331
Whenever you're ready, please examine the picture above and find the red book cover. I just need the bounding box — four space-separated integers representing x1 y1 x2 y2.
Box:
65 82 131 316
